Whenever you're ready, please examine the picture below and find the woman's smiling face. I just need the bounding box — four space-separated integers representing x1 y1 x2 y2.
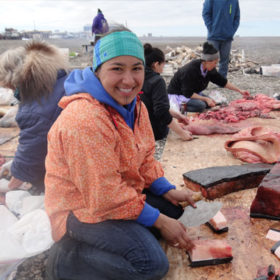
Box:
96 56 144 106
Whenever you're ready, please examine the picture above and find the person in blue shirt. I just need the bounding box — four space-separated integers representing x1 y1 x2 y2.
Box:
202 0 240 78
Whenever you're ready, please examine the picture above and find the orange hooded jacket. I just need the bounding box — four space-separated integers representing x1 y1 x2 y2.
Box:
45 93 164 241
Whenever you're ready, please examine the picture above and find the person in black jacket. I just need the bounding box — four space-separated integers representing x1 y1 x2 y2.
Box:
168 42 250 113
141 43 192 141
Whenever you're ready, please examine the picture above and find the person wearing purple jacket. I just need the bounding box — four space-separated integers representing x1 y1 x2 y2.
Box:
91 8 109 43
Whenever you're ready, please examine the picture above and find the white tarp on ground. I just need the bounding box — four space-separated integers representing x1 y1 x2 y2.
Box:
261 64 280 77
0 191 53 280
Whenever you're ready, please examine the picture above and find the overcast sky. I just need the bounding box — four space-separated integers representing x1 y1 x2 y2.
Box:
0 0 280 37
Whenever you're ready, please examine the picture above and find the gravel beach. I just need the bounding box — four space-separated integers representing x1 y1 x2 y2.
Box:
1 36 280 280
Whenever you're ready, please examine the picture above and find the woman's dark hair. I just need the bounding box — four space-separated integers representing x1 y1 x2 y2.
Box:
202 41 218 55
144 43 165 68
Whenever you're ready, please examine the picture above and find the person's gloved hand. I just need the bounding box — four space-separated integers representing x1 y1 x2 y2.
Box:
0 160 13 178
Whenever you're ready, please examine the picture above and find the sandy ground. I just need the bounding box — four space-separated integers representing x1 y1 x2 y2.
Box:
1 36 280 280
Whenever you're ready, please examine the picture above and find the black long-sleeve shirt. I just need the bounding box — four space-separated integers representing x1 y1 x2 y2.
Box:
167 59 227 98
141 68 172 140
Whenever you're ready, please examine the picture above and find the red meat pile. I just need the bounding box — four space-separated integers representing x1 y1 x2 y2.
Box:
197 94 280 123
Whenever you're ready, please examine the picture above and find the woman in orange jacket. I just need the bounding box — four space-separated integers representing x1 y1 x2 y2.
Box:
45 26 195 280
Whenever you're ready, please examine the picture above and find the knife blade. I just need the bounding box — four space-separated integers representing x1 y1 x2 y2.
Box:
178 200 222 227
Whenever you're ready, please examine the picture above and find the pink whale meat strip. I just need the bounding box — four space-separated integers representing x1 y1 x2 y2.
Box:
207 210 228 232
225 126 280 164
266 229 280 242
187 239 233 267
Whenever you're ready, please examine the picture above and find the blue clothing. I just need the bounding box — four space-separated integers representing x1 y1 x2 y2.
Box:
64 67 175 227
186 98 207 113
202 0 240 41
202 0 240 78
65 67 136 129
47 190 183 280
208 39 232 78
92 12 109 35
11 70 67 187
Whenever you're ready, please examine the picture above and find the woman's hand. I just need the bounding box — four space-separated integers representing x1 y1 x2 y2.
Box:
240 90 251 98
154 214 195 251
163 189 196 208
178 129 193 141
205 97 216 107
8 176 24 190
177 114 189 125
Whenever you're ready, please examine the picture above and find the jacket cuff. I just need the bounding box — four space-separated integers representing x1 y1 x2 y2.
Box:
150 177 176 196
136 202 160 227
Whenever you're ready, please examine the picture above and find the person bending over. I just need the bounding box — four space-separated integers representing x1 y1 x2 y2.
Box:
168 42 250 113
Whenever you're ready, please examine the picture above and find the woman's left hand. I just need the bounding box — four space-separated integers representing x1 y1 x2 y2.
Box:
240 90 251 98
177 114 189 125
163 189 196 208
205 97 216 107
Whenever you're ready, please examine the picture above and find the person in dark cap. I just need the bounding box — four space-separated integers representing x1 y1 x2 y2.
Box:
91 8 109 43
167 41 250 113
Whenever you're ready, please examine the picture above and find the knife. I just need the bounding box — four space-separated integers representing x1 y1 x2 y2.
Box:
178 200 222 227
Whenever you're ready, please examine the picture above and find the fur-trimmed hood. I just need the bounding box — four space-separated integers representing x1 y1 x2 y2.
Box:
0 41 68 103
19 41 68 102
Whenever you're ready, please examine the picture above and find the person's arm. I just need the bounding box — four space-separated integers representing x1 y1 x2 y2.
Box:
202 0 212 31
152 188 197 249
225 81 250 98
169 109 188 125
169 107 192 140
168 119 193 141
192 92 216 107
8 177 24 190
154 213 194 250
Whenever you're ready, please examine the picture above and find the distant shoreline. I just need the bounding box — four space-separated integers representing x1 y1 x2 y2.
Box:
0 36 279 65
139 36 280 38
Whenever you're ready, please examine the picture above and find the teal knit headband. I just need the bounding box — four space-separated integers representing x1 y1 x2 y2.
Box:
93 31 145 71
